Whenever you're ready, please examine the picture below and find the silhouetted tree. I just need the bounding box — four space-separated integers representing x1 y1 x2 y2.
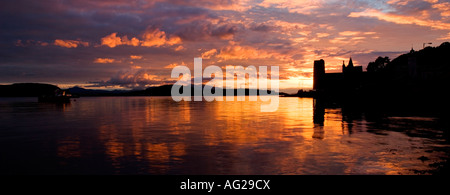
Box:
367 56 390 73
439 42 450 49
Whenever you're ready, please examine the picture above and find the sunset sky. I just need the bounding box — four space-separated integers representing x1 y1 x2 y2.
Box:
1 0 450 93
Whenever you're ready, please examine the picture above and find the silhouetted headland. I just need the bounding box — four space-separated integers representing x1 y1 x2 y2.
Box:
67 85 277 97
0 83 60 97
0 83 73 103
0 83 61 97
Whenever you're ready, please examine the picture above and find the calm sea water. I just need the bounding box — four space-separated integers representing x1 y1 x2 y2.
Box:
0 97 449 175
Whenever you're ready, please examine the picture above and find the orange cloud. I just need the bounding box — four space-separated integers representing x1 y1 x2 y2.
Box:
54 39 89 48
164 62 186 69
387 0 415 6
94 58 115 64
339 31 361 36
174 45 185 51
259 0 323 14
268 20 309 36
140 28 182 47
201 49 217 59
100 33 139 48
122 36 140 47
131 65 142 69
98 68 169 89
164 63 178 69
432 2 450 17
349 9 450 30
100 33 122 48
216 44 276 60
328 30 379 45
438 32 450 40
101 29 182 48
130 55 143 60
316 33 330 38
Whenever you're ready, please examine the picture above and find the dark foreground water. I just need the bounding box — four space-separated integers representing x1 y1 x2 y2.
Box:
0 97 449 175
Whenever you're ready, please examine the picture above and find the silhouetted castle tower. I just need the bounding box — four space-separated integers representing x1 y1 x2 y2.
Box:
313 59 325 90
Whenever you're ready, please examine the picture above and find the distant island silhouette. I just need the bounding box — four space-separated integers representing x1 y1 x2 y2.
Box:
68 85 277 97
0 83 277 97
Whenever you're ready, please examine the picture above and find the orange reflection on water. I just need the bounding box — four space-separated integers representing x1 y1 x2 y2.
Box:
145 143 170 163
53 97 449 174
89 98 190 173
57 138 81 159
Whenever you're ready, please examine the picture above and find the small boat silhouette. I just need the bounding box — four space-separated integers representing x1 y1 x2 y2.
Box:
38 89 72 103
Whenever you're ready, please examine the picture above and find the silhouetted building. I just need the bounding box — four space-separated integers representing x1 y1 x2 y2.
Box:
308 42 450 111
313 58 365 92
343 58 363 74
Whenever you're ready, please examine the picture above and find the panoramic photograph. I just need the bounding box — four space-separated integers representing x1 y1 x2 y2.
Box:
1 0 450 183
